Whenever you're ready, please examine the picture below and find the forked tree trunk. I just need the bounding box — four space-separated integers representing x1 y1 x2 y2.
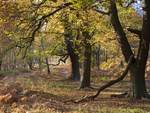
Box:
129 0 150 98
110 0 149 99
135 0 150 98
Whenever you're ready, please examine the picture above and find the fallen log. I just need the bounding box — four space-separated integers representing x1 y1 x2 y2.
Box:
74 55 134 103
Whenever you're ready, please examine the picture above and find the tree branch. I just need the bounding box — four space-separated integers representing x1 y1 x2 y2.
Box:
127 27 141 37
74 55 134 103
94 8 110 15
22 2 72 57
48 55 69 66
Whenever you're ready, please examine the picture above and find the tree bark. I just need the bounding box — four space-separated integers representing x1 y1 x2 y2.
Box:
109 0 149 99
63 12 81 81
0 59 2 71
40 36 51 74
110 0 134 61
129 0 150 98
95 45 100 70
80 30 93 88
28 60 33 70
134 40 149 98
80 42 92 88
135 0 150 98
65 38 81 81
142 0 150 42
45 57 50 74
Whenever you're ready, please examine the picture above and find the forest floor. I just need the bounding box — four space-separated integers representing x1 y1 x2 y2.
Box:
0 65 150 113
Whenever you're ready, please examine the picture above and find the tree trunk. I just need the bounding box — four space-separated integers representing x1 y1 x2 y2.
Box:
80 43 92 88
134 0 150 98
110 1 133 61
38 58 42 73
65 38 80 81
133 40 149 98
45 57 50 74
142 0 150 42
40 36 51 74
95 45 100 70
63 12 81 81
0 58 2 71
80 30 93 88
131 0 150 99
110 0 149 99
28 60 33 70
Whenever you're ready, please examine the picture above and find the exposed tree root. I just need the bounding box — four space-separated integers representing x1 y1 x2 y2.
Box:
74 55 134 103
111 92 129 98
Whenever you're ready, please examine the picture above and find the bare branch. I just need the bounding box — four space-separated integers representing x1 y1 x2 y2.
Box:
127 27 142 37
